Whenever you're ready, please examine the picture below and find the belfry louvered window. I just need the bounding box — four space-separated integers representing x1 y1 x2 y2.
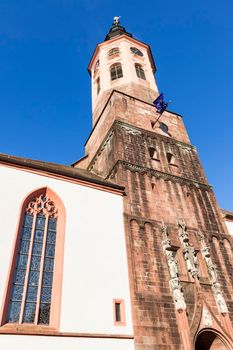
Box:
8 194 58 325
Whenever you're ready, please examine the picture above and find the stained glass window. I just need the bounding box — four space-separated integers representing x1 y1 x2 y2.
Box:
8 194 58 325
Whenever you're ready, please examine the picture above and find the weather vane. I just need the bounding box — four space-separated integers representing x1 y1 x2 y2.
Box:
113 16 121 25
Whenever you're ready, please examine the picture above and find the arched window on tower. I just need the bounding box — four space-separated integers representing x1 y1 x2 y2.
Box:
110 63 123 81
96 77 100 95
135 64 146 80
3 189 65 328
108 47 120 57
94 59 99 73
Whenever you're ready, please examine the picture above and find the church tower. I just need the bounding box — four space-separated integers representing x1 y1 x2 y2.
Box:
75 18 233 350
88 17 158 126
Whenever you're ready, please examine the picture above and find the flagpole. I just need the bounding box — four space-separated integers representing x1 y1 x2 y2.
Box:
152 94 170 129
152 111 164 129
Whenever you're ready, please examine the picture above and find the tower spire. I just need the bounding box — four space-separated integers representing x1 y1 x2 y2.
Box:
105 17 132 41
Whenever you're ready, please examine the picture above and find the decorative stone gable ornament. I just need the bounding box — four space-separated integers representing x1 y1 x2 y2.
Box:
169 278 186 312
161 223 186 312
198 230 228 315
178 219 199 279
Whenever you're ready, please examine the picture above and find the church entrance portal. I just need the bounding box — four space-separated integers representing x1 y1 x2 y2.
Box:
195 331 228 350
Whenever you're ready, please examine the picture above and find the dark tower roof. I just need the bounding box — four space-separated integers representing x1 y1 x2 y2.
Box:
105 17 132 41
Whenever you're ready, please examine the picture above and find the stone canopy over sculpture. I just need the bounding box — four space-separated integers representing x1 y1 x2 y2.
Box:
198 231 228 315
178 219 199 279
161 223 186 312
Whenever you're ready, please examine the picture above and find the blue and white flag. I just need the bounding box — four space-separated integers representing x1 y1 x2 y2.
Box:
153 93 168 114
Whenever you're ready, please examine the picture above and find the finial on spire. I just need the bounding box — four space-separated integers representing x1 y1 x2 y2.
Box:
113 16 121 26
105 17 132 41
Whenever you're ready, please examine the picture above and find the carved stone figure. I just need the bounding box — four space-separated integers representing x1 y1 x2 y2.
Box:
212 283 228 314
170 278 186 312
161 224 178 278
178 219 199 278
178 219 189 243
216 292 228 314
202 246 218 284
203 308 212 327
161 222 186 312
162 238 171 251
199 232 228 315
197 229 204 242
183 246 199 278
167 251 179 279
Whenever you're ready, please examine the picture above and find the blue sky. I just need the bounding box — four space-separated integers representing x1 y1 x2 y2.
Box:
0 0 232 210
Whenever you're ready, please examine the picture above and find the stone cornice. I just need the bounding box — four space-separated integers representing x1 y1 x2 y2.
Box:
116 120 195 151
108 159 211 190
87 119 196 172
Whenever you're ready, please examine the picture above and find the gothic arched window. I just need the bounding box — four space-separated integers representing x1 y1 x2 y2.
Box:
110 63 123 81
135 64 146 80
4 189 65 328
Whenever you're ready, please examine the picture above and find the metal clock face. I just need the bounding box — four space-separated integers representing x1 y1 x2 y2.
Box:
130 47 143 57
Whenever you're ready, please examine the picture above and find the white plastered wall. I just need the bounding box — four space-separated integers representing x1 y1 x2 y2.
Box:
225 220 233 236
0 164 133 336
0 335 134 350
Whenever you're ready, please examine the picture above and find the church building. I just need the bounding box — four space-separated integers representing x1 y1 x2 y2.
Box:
0 18 233 350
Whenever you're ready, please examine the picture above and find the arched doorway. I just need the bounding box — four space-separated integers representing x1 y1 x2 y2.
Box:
195 331 228 350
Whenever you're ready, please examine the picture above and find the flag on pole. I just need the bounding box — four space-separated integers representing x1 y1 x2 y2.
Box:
153 93 168 114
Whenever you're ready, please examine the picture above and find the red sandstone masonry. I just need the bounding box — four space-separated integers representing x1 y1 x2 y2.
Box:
82 86 233 349
84 91 191 167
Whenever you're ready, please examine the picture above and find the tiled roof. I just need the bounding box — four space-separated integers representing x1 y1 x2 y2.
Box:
0 153 124 192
